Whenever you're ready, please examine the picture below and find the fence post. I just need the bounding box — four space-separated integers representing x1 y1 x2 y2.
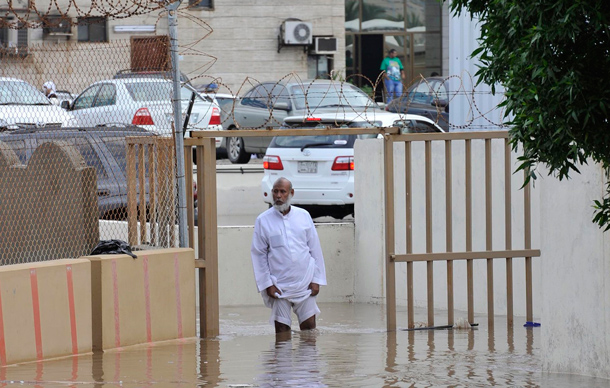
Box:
167 0 189 248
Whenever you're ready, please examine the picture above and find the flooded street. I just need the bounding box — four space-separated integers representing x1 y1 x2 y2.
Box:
0 303 608 387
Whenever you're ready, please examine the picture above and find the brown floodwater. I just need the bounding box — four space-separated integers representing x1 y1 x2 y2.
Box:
1 303 608 387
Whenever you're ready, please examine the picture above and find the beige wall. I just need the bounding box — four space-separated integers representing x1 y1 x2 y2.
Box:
0 259 92 365
87 248 196 351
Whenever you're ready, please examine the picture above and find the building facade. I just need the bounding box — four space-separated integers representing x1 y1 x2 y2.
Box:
1 0 448 98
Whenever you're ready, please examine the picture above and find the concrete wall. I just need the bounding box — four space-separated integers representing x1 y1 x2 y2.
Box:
87 248 196 351
0 259 92 365
354 138 542 318
540 163 610 379
179 0 346 93
215 223 355 306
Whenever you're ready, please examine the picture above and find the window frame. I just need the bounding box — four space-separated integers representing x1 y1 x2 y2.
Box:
188 0 213 10
77 17 107 43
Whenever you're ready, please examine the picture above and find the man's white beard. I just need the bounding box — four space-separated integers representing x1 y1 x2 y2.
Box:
273 194 293 213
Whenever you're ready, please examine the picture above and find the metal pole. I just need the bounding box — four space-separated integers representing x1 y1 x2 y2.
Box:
167 0 189 248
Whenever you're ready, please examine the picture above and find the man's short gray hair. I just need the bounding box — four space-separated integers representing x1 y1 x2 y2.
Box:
273 177 293 190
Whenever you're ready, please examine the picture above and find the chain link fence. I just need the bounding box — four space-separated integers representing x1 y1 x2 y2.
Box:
0 24 198 263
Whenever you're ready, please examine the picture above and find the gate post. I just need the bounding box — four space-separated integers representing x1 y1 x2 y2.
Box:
384 134 396 331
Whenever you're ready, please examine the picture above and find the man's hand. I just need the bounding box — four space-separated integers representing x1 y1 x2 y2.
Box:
266 285 281 299
308 282 320 296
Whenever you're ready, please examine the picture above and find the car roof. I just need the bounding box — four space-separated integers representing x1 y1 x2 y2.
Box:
0 77 29 82
257 79 357 89
114 69 191 83
283 112 445 132
284 112 436 123
0 125 154 137
90 77 174 86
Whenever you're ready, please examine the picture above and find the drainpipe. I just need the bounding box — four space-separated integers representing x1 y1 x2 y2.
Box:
167 0 189 248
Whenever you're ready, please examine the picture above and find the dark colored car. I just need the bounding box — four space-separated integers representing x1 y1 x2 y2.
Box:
385 76 450 131
0 125 155 219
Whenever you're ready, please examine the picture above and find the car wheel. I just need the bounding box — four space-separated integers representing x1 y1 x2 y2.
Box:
227 136 251 164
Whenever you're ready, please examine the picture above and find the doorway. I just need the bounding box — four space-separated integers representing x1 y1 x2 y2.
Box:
359 34 384 103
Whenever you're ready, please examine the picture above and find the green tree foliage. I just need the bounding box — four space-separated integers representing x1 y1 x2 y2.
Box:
448 0 610 229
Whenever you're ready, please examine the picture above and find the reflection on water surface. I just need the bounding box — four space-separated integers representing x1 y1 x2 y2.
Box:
0 303 607 387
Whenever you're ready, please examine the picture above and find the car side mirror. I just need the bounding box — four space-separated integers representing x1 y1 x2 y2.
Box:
273 101 290 111
60 100 71 110
432 99 448 108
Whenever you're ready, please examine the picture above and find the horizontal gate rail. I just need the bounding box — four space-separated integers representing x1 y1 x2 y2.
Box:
392 249 541 262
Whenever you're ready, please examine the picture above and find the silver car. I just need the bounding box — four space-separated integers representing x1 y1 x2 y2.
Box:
65 78 222 145
0 77 75 130
222 79 391 164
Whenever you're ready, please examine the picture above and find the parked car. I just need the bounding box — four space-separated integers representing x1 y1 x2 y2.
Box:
62 77 222 147
203 92 237 155
385 76 450 131
261 113 443 219
223 79 400 164
0 125 155 219
0 77 76 130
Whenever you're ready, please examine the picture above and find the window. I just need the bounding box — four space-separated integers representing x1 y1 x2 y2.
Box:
77 17 107 42
94 84 116 107
188 0 213 9
241 85 268 109
0 18 28 56
73 85 100 110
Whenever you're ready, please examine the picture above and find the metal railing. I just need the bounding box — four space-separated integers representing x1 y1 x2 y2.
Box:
383 131 540 331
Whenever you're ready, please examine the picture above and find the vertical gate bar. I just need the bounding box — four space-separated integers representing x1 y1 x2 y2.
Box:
504 138 513 327
425 140 434 327
202 137 219 337
127 142 137 246
384 135 396 332
196 144 205 336
138 144 146 245
184 144 194 249
485 139 494 328
466 139 474 324
148 144 157 246
405 141 414 329
524 172 533 323
445 140 454 326
169 140 177 247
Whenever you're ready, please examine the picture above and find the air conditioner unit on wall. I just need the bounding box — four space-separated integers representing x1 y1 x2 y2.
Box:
281 21 313 45
312 37 337 55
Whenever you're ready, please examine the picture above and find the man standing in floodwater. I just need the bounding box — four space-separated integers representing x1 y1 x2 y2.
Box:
251 177 327 334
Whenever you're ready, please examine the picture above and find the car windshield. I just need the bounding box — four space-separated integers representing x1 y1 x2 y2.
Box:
290 84 375 110
0 80 51 105
271 134 356 149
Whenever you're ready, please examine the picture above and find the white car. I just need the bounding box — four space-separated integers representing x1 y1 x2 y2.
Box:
261 113 444 219
65 78 222 147
0 77 75 130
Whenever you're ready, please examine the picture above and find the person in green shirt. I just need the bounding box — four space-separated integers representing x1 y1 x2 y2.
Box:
379 49 405 103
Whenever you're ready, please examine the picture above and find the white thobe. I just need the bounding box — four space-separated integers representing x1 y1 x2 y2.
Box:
251 206 327 307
